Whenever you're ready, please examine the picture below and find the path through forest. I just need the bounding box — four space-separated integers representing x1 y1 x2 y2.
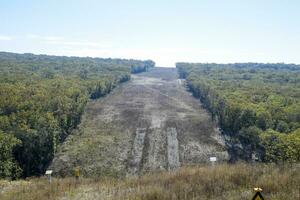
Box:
50 67 229 177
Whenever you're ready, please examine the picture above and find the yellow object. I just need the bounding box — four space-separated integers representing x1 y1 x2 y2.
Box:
74 168 80 177
252 187 264 200
253 194 263 200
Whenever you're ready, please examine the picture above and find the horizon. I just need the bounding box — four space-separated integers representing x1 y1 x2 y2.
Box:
1 0 300 67
2 51 300 68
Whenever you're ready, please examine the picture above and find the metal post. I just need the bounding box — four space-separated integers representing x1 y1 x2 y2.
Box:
48 174 52 183
45 170 53 184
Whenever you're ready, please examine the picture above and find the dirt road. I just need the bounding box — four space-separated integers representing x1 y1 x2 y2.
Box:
50 67 228 177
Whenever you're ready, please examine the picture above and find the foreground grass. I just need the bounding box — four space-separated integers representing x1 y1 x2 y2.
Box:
1 163 299 200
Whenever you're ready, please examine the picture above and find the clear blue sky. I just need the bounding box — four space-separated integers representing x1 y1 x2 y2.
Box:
1 0 300 67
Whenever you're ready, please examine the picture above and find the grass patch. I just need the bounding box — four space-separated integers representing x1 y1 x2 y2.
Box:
1 163 299 200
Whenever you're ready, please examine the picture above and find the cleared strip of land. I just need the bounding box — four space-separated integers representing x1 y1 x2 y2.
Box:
50 67 228 177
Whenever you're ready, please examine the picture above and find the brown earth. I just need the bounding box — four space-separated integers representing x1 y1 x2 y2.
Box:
49 67 229 177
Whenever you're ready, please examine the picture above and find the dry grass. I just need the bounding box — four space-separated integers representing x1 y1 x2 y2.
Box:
1 163 299 200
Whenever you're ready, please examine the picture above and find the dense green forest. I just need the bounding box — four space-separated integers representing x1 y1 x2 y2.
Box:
0 52 154 179
177 63 300 162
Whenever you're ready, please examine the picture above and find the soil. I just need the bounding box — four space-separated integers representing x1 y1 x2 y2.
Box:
49 67 229 177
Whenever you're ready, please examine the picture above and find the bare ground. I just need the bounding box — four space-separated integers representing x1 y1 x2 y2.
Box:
49 67 229 177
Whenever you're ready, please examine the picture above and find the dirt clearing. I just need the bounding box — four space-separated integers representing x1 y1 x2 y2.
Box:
50 67 228 177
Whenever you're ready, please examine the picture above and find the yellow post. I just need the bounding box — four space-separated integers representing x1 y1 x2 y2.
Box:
74 167 80 180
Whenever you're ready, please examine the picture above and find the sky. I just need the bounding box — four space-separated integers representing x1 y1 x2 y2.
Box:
1 0 300 67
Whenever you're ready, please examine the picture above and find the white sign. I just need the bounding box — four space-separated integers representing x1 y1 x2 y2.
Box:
209 157 217 162
45 170 53 175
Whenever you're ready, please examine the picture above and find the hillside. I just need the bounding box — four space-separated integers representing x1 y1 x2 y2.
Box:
176 63 300 162
1 60 300 199
50 67 228 177
0 52 154 178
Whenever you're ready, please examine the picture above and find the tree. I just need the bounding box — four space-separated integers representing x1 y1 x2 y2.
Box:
238 126 262 160
176 62 300 162
276 120 290 133
0 131 22 179
0 52 155 177
256 112 273 130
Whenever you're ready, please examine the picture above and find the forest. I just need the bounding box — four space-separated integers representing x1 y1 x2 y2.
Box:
0 52 154 179
176 62 300 162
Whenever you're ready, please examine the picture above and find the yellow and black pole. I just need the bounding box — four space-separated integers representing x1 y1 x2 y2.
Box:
252 187 264 200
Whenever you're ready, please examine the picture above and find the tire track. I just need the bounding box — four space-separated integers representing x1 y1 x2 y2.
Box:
167 127 180 170
142 128 167 172
127 128 147 175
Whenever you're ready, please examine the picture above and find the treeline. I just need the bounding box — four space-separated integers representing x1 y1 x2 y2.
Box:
131 60 155 73
177 62 300 162
0 52 154 179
